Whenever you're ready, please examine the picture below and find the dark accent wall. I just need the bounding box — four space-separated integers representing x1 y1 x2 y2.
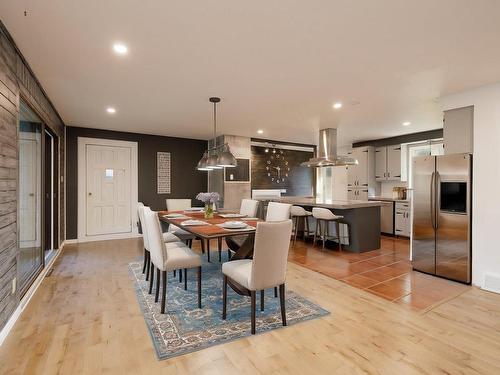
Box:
251 146 314 196
352 129 443 148
66 126 207 239
0 22 65 330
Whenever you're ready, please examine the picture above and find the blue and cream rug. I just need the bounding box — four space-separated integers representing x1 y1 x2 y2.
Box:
129 253 329 360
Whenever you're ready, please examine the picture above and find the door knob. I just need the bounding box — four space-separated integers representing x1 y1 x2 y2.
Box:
88 192 92 196
29 193 34 197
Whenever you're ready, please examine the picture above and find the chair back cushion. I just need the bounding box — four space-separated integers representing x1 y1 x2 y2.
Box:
240 199 259 217
166 199 191 211
250 220 293 290
144 207 167 270
265 202 291 222
291 205 308 216
137 202 145 234
137 204 149 250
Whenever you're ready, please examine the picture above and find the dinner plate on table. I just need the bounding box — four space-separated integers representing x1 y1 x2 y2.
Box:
180 219 207 226
219 213 246 218
163 213 186 218
221 221 247 229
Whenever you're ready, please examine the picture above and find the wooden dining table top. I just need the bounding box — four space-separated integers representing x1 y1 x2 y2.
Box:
158 210 261 239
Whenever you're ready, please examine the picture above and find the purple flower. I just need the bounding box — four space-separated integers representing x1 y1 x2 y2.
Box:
196 192 220 203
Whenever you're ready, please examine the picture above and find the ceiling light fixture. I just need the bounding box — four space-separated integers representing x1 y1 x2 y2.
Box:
106 107 116 114
333 102 342 109
402 121 411 126
257 129 264 134
113 43 128 55
196 97 237 171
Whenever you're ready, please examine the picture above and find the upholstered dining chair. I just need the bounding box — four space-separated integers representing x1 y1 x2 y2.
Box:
165 198 197 247
222 220 293 334
143 207 202 313
265 202 292 222
137 204 181 283
224 199 260 259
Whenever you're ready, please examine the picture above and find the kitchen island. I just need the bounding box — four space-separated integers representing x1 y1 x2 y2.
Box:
267 197 386 252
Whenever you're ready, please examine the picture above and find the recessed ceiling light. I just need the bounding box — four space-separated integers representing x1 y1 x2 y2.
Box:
402 121 411 126
257 129 264 134
333 102 342 109
112 43 128 55
106 107 116 114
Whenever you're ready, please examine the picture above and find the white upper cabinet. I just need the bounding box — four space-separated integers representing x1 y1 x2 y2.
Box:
347 146 378 199
386 145 402 180
375 147 387 181
375 145 402 181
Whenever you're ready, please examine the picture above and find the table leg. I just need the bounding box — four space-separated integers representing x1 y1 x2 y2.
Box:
207 239 211 263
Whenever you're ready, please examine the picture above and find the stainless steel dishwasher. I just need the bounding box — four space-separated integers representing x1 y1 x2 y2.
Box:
380 201 394 235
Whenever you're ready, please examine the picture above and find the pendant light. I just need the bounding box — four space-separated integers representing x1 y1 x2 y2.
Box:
205 97 223 169
196 97 237 170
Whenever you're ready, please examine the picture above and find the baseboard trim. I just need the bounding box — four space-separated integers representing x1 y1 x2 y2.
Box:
73 233 141 243
0 242 66 346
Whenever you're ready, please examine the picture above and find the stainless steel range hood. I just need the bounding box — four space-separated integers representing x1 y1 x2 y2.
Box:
301 128 358 167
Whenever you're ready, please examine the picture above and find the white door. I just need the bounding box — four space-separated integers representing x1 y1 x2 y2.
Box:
375 147 387 181
387 145 402 180
85 144 132 236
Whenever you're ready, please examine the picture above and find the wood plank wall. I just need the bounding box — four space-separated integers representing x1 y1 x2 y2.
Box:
0 22 65 330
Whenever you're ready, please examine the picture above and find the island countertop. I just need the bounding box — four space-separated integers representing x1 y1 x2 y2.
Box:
266 196 389 209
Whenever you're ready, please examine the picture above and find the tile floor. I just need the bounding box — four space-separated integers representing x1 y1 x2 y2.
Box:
288 235 470 311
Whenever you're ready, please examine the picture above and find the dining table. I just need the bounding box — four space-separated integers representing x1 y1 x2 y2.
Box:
158 210 261 263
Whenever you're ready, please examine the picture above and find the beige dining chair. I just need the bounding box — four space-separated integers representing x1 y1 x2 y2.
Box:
240 199 259 217
137 205 181 283
290 205 313 244
165 198 197 247
222 220 292 334
143 207 202 313
265 202 292 221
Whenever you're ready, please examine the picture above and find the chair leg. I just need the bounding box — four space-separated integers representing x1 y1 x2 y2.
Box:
260 290 264 311
161 271 167 314
279 284 287 326
227 249 231 261
155 268 160 302
149 264 155 294
145 254 150 281
197 266 202 308
173 270 176 277
274 287 278 298
222 275 227 319
305 217 310 240
179 267 182 283
142 248 147 274
184 269 187 290
313 219 318 246
251 291 256 335
218 238 222 262
200 238 205 254
188 239 193 248
322 221 326 250
293 217 299 244
336 221 342 251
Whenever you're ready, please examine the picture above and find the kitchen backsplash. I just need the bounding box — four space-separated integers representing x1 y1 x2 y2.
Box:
380 180 408 197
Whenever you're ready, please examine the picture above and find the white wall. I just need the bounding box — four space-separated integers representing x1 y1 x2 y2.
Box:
441 82 500 287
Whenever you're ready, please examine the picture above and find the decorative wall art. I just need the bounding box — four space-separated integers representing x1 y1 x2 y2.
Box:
157 152 171 194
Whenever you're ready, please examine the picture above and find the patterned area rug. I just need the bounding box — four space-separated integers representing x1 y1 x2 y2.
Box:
129 253 329 360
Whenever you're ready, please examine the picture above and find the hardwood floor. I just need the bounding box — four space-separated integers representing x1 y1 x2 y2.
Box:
1 237 500 374
289 235 470 311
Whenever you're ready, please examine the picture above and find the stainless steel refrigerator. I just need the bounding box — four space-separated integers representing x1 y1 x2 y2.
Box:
412 153 472 284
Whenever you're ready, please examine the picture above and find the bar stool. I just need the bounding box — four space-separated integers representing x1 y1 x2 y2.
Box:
312 207 343 251
291 206 313 244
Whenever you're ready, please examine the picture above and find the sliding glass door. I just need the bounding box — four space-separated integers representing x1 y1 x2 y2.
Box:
18 100 43 293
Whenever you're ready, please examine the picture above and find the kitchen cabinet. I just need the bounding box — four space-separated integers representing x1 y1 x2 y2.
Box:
375 145 402 181
347 146 378 200
348 188 369 201
443 106 473 154
395 201 410 237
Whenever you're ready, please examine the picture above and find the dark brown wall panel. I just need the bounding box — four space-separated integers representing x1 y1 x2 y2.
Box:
65 126 208 239
251 146 314 197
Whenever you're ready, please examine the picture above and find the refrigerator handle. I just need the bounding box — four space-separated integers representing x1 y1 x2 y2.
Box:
435 171 441 229
430 171 436 230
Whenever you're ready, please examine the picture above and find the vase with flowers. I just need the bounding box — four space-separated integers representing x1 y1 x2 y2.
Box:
196 192 220 219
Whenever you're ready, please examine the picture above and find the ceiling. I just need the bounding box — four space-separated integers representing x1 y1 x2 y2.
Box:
2 0 500 147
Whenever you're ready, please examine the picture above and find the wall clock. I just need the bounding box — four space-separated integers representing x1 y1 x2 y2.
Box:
265 147 290 184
